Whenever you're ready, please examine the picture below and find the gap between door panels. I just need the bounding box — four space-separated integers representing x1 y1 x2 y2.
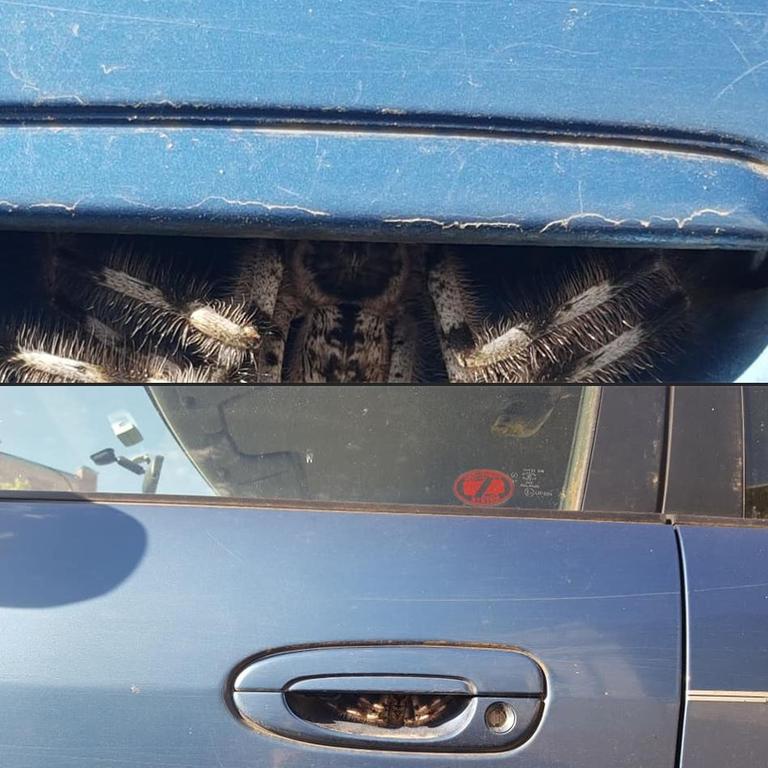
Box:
672 527 690 768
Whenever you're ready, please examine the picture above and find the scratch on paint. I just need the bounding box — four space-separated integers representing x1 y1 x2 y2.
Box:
206 531 245 564
715 58 768 101
355 590 678 603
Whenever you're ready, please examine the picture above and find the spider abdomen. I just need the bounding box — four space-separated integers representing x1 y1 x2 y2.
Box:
290 305 391 383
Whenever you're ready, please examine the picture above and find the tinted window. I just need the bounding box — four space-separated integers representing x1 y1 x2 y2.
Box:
0 386 597 510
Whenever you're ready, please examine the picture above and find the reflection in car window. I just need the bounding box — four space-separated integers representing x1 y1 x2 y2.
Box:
745 387 768 518
0 386 598 510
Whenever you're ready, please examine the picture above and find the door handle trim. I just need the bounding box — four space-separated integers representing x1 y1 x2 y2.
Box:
233 643 545 695
287 674 474 695
229 643 547 753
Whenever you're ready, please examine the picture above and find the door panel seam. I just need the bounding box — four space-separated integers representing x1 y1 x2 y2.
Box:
673 526 690 768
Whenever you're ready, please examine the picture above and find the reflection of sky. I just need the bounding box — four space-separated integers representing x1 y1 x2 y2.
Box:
0 387 213 496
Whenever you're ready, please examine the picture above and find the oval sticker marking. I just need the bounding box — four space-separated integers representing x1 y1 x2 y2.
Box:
453 469 515 507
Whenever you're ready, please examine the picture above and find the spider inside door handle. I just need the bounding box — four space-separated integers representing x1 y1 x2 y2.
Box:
230 644 547 753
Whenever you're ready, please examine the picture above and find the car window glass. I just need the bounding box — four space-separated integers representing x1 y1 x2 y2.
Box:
0 385 598 511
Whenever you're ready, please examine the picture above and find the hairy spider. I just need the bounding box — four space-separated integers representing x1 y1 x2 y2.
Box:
328 694 449 729
0 235 698 383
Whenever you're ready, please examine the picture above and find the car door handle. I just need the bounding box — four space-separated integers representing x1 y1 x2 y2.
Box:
230 644 546 753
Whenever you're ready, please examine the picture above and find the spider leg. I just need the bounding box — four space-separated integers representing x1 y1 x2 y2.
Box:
229 240 291 382
407 696 448 726
0 316 115 383
425 252 484 382
47 237 262 373
323 696 361 724
425 698 448 721
255 294 295 382
387 315 420 382
231 240 285 318
461 254 689 382
0 314 225 384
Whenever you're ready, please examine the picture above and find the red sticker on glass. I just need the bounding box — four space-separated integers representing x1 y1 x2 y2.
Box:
453 469 515 507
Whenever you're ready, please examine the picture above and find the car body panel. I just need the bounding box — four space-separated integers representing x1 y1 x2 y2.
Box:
0 500 682 767
0 125 766 250
0 0 766 157
0 1 766 251
678 525 768 767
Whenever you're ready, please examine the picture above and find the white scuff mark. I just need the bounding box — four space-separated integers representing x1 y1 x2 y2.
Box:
0 200 19 210
0 46 86 104
70 23 79 36
540 207 736 234
384 216 522 231
353 79 364 104
183 196 330 217
28 199 87 213
120 195 330 217
467 73 482 88
39 92 86 105
314 148 331 171
662 207 737 228
0 45 35 90
100 63 126 75
129 99 183 110
134 127 175 148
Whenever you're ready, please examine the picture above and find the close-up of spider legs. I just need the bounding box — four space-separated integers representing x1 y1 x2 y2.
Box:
429 250 690 383
0 232 763 384
326 693 450 729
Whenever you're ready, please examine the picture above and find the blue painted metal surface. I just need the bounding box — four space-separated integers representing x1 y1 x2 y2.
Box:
0 125 766 249
678 526 768 767
0 1 764 248
0 1 766 157
0 500 682 767
680 526 768 691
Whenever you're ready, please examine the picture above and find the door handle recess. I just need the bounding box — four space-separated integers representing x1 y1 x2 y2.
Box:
230 645 546 753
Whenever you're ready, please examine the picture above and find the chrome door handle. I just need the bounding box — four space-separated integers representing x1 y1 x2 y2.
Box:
230 644 546 753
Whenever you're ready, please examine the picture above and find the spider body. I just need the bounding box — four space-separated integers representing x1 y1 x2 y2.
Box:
265 240 425 383
0 235 703 383
330 694 449 729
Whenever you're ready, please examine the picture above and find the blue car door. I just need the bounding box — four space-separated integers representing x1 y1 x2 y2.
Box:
0 385 683 768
